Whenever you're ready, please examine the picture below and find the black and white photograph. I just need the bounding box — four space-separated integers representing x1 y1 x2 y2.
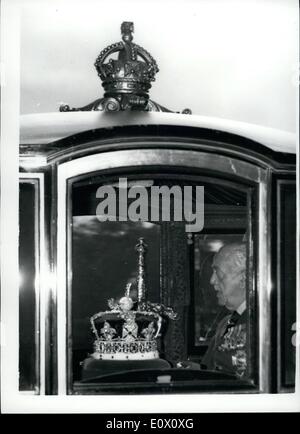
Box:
1 0 299 414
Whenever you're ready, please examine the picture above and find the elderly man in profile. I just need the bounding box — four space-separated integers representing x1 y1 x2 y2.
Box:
201 242 247 378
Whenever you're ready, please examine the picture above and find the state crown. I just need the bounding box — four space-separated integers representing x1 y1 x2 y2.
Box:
90 238 176 361
94 22 159 109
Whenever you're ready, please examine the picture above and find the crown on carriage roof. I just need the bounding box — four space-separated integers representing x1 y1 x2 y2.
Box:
94 22 159 109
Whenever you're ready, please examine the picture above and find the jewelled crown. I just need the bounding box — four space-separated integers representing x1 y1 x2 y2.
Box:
90 238 177 361
94 21 159 109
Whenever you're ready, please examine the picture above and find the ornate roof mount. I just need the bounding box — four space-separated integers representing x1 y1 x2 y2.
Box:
96 21 158 105
60 22 191 113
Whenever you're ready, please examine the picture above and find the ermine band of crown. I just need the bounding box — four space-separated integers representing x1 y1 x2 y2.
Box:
93 340 159 361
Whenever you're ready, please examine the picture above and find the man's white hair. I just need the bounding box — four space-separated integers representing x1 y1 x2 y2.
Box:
217 242 246 273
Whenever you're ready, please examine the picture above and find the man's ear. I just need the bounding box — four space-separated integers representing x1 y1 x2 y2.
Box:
240 271 246 290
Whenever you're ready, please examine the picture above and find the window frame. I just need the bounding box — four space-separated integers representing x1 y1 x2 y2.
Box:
56 146 270 394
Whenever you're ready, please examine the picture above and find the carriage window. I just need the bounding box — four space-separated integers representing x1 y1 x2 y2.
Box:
278 182 296 390
19 181 39 392
69 174 255 393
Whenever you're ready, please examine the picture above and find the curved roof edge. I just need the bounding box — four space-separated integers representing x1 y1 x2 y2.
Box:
20 112 297 154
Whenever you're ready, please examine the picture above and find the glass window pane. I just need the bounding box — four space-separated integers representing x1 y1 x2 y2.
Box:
19 182 38 391
69 174 254 392
279 182 296 389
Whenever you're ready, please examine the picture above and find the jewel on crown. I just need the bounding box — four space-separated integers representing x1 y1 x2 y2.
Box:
90 238 177 361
